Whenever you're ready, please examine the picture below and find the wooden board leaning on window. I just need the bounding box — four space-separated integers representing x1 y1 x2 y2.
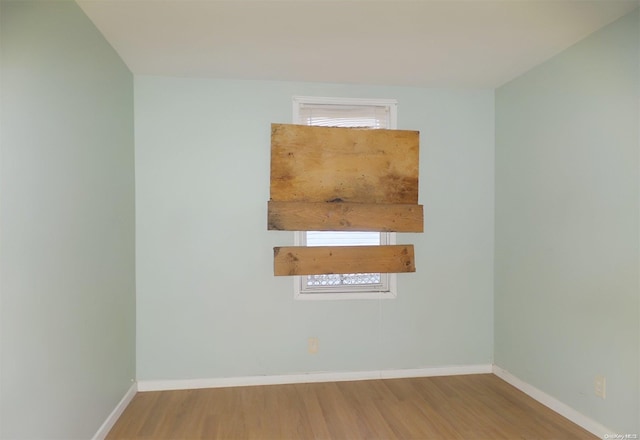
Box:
268 201 423 232
268 123 423 276
273 245 415 276
270 124 419 204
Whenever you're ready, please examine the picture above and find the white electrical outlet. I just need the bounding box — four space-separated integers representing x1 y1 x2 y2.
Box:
594 375 606 399
308 337 319 354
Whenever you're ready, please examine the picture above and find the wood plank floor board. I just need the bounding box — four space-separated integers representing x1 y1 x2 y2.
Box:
336 382 399 439
296 384 333 440
106 374 599 440
318 382 366 439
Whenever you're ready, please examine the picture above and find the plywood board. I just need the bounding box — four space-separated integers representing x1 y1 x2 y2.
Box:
270 124 419 204
273 245 415 276
268 201 423 232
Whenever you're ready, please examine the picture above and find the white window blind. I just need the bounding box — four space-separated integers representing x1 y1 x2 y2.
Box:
306 231 381 247
298 104 389 129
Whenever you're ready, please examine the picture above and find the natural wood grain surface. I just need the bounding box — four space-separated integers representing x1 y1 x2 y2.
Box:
268 124 422 277
268 201 424 232
270 124 419 204
107 374 599 440
273 245 415 276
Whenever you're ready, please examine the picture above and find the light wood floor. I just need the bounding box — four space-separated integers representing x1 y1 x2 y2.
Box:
107 374 598 439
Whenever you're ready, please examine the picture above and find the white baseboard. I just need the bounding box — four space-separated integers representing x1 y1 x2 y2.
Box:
380 364 492 379
493 365 615 438
92 382 137 440
137 363 493 392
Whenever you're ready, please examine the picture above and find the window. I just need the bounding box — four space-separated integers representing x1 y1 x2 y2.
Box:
292 96 398 300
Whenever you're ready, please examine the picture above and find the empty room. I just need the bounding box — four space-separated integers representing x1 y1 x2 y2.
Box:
1 0 639 439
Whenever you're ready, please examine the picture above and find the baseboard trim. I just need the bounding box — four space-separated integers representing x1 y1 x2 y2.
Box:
137 364 493 392
493 365 615 438
92 382 137 440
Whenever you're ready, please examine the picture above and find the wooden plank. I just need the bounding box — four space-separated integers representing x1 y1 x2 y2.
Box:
270 124 419 204
273 245 415 276
268 201 423 232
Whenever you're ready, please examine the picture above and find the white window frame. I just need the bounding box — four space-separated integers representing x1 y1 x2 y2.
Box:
292 95 398 301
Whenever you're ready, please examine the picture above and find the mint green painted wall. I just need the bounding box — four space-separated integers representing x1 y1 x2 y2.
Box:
1 1 135 438
495 10 639 433
135 77 494 380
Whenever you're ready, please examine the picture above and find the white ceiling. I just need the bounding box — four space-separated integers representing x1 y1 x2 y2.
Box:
77 0 639 89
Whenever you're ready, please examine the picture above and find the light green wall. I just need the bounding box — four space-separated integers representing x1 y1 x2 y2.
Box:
0 1 135 438
135 78 495 380
495 9 639 434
